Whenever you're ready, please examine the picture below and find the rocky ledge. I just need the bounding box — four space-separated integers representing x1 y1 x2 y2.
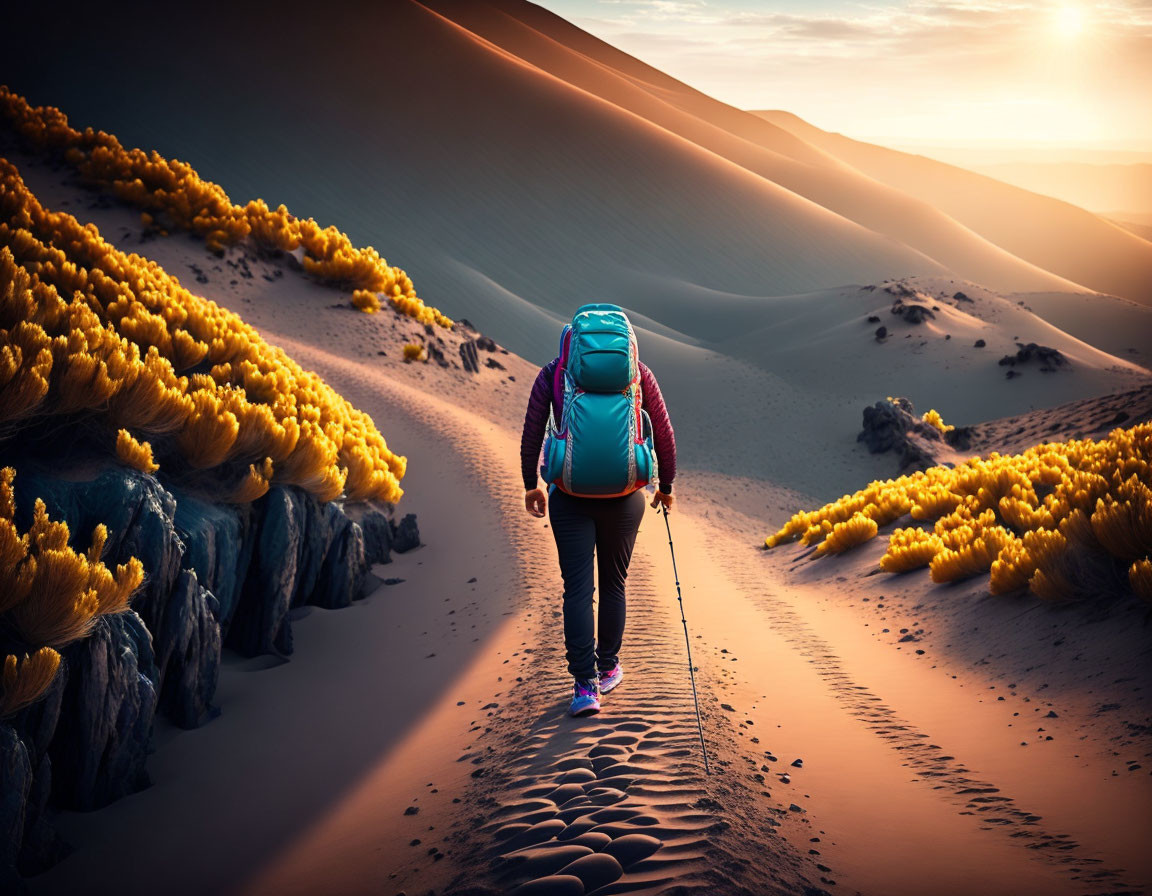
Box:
857 397 972 472
0 464 418 889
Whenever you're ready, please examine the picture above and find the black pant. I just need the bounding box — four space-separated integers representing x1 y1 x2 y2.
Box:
548 487 646 681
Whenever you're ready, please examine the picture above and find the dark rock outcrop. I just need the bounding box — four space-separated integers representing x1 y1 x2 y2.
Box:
460 340 480 373
50 612 157 810
1 461 420 880
857 398 971 472
392 513 421 553
0 725 30 890
172 490 254 628
890 301 935 324
998 342 1068 372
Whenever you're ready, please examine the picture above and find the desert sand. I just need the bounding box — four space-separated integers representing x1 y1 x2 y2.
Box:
2 0 1151 893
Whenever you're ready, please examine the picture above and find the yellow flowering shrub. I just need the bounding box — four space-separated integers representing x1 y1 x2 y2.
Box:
351 289 381 314
0 157 406 503
402 343 426 362
116 429 159 473
1 648 62 718
0 87 452 328
880 527 942 573
766 422 1152 602
922 409 954 434
815 513 878 555
0 468 143 715
1130 559 1152 605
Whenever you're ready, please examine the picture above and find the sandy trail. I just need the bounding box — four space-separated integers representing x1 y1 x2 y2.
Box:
238 338 1151 895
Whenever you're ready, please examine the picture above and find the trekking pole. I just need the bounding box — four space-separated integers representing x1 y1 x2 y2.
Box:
658 504 710 776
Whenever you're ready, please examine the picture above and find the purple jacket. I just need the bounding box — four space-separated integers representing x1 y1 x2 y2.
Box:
521 358 676 494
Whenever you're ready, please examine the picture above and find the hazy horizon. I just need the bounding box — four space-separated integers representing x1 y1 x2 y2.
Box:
536 0 1152 150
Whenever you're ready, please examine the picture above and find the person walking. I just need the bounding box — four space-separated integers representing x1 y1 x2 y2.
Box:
520 304 676 717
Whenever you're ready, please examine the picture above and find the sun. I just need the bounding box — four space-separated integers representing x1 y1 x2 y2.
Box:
1054 5 1085 38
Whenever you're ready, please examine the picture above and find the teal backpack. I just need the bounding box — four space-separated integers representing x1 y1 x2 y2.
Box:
541 304 656 497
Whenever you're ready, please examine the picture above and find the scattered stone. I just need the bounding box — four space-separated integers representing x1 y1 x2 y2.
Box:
890 300 936 324
791 758 804 768
974 339 986 348
875 326 888 341
404 806 419 816
998 342 1068 372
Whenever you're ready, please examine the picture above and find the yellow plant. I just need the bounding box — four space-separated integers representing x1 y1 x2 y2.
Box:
0 87 452 328
766 421 1152 602
116 429 158 473
922 409 954 434
224 458 275 504
880 527 941 573
403 342 426 362
815 513 878 555
0 468 144 714
0 648 61 717
1130 559 1152 604
929 526 1014 583
0 157 407 503
351 289 381 314
1090 476 1152 562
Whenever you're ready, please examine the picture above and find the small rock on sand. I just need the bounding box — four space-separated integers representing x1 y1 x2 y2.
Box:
601 833 662 868
791 758 804 768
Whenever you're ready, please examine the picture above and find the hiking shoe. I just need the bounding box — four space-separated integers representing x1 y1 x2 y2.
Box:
569 678 600 717
598 663 624 694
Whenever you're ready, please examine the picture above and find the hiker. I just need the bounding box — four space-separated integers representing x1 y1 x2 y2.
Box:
520 304 676 717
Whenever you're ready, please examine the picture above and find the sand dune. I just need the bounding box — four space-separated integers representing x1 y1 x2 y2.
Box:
422 0 1088 296
5 0 1130 364
755 110 1152 306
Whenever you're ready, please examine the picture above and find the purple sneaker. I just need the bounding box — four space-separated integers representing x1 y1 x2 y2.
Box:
598 663 623 694
569 678 600 716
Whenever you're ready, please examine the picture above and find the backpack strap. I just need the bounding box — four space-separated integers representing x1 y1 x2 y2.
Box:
553 325 571 426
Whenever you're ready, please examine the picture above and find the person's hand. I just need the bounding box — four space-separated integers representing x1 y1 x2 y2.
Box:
650 491 674 513
525 487 547 518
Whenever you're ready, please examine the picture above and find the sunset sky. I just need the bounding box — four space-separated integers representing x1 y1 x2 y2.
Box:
535 1 1152 149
